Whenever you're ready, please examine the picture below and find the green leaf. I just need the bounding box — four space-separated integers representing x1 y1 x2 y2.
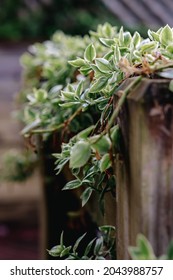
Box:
70 140 91 168
160 25 173 46
166 44 173 54
34 89 47 102
63 179 82 190
76 81 84 96
167 240 173 260
119 26 124 45
76 125 95 139
84 238 96 256
148 30 160 42
140 41 158 53
21 119 41 135
90 77 109 93
48 245 65 257
69 58 86 68
80 65 92 76
99 38 115 47
60 246 72 258
129 234 156 260
123 32 132 47
95 58 111 73
169 80 173 92
84 44 96 62
80 187 93 206
99 153 111 172
73 233 87 253
60 231 64 247
114 45 121 62
55 158 69 175
110 125 121 150
90 135 111 155
61 91 75 100
132 31 141 48
94 236 103 255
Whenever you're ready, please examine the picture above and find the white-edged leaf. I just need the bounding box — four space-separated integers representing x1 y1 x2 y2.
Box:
73 233 87 252
99 38 115 47
76 81 84 96
99 153 111 172
132 31 141 48
90 77 108 93
160 25 173 46
95 58 111 73
21 119 41 135
81 187 93 206
63 179 82 190
69 58 86 68
94 236 104 255
84 44 96 62
70 140 91 168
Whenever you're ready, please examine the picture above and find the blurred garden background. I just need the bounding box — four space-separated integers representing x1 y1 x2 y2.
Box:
0 0 173 260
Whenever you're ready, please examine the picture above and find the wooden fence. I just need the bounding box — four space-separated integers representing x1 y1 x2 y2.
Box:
115 78 173 259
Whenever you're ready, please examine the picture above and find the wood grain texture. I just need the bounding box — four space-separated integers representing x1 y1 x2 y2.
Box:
115 78 173 259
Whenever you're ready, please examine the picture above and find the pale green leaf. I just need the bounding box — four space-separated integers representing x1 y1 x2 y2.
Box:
73 233 87 252
90 77 108 93
70 140 91 168
81 187 93 206
48 245 65 257
76 125 95 139
84 44 96 62
148 30 160 42
123 32 132 47
60 246 72 257
132 31 141 48
129 234 156 260
99 38 115 47
63 179 82 190
114 45 121 62
166 44 173 54
119 26 124 46
169 80 173 92
90 135 111 154
94 236 103 255
140 41 158 53
99 153 111 172
95 58 111 73
34 89 47 102
76 81 84 96
68 58 86 68
160 25 173 46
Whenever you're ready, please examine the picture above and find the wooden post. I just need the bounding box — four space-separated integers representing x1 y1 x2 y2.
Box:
115 78 173 259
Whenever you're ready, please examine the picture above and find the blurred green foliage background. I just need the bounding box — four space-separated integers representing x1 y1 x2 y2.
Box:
0 0 121 40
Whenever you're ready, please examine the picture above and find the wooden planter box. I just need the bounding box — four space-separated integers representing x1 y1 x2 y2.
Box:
115 78 173 259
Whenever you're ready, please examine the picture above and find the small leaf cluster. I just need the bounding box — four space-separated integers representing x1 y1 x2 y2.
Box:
70 24 173 97
48 226 115 260
54 124 119 209
129 234 173 260
0 150 37 182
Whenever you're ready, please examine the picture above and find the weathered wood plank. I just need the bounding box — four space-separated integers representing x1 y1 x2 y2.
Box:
115 78 173 259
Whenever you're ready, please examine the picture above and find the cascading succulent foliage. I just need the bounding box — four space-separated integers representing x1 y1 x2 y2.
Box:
20 22 173 206
20 23 173 259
